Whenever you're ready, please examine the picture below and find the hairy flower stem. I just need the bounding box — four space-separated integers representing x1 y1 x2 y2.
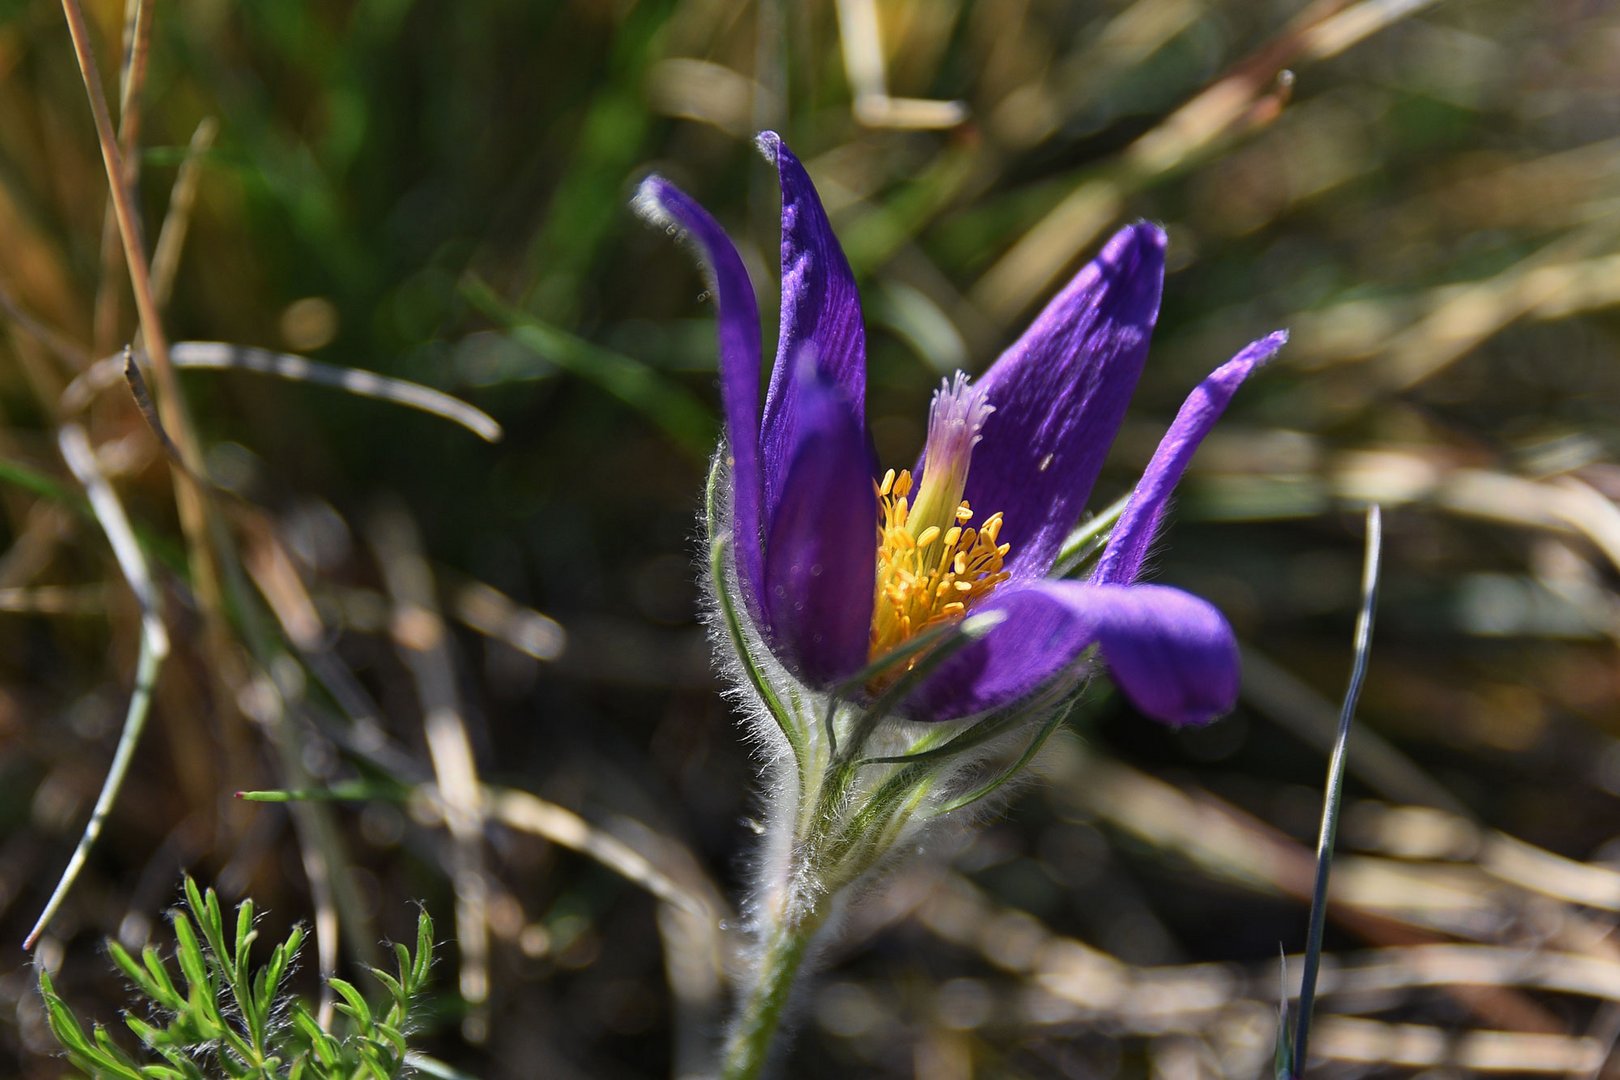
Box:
721 903 827 1080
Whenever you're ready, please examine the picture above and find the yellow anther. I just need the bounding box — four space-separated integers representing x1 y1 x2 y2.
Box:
867 372 1008 687
869 467 1012 686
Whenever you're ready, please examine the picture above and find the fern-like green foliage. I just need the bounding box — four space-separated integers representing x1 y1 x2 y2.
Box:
37 877 437 1080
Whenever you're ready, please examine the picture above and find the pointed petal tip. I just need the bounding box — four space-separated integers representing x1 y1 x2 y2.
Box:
963 218 1168 581
1099 220 1167 291
1215 328 1291 381
634 169 768 615
1092 328 1283 587
1093 221 1167 274
1253 327 1290 355
759 127 868 523
630 175 675 227
762 131 811 184
1119 220 1169 254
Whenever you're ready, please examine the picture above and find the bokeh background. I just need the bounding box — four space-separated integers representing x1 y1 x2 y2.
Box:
2 0 1619 1075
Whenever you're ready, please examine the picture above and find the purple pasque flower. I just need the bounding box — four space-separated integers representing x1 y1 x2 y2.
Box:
638 132 1286 728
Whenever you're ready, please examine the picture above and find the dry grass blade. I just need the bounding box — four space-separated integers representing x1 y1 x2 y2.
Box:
171 343 502 441
1311 1017 1602 1072
1352 223 1617 405
149 117 219 311
486 787 715 918
121 348 188 469
223 532 380 1024
371 505 492 1041
25 425 168 949
834 0 967 129
912 870 1620 1076
970 0 1442 323
1352 802 1620 913
449 577 566 662
645 59 777 138
60 343 502 442
58 0 225 626
0 278 90 372
91 0 151 356
1045 743 1569 1032
54 426 164 651
0 584 103 614
1194 442 1620 579
914 871 1254 1037
1333 455 1620 575
1297 0 1447 62
1316 943 1620 1003
1482 831 1620 912
457 780 729 1073
1290 251 1620 377
237 522 415 777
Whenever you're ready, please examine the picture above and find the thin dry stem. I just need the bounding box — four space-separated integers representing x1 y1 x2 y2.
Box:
371 505 492 1042
150 117 218 311
59 0 223 617
487 787 715 917
91 0 151 355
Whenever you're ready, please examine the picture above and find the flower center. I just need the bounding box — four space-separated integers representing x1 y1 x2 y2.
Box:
869 374 1010 677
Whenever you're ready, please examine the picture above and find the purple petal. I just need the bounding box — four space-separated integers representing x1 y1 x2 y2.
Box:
908 581 1239 726
1084 585 1239 726
635 176 767 615
761 349 876 686
757 133 868 526
962 223 1166 583
1093 331 1287 586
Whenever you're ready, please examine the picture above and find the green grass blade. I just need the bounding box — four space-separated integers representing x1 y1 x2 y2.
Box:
463 276 715 458
1289 505 1383 1076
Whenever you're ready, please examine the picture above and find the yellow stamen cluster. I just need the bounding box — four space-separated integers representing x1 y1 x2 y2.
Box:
870 467 1010 673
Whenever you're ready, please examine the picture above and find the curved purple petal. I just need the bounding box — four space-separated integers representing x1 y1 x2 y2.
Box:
635 176 767 616
908 581 1239 726
1086 583 1240 726
761 349 876 686
758 133 868 525
962 223 1166 584
1094 331 1288 586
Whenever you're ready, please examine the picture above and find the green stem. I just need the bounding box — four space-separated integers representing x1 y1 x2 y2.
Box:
721 910 825 1080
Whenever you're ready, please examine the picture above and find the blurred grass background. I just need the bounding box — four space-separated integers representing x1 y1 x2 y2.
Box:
2 0 1619 1076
